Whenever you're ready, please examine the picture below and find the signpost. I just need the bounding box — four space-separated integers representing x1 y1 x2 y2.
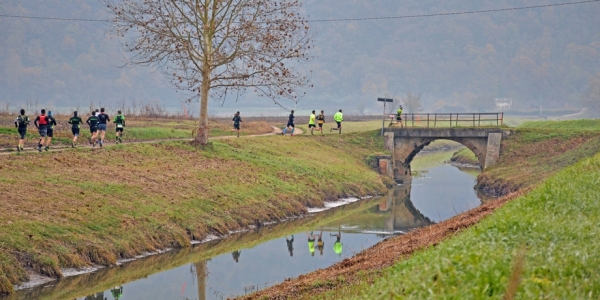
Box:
378 98 394 135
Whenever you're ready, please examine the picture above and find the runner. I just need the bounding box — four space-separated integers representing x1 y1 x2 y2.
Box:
282 110 295 136
86 111 99 147
306 231 316 257
68 111 83 148
286 235 294 257
332 109 343 134
316 230 324 256
308 110 316 135
45 111 57 151
33 109 49 152
316 110 325 135
14 109 29 152
331 227 343 257
97 108 110 147
396 105 404 128
113 110 125 144
232 111 242 138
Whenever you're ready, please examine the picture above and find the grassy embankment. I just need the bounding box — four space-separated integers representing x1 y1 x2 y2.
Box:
235 119 600 299
0 130 391 294
0 115 273 149
476 119 600 196
318 146 600 299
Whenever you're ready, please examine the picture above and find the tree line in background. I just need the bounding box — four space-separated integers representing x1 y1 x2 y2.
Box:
0 0 599 115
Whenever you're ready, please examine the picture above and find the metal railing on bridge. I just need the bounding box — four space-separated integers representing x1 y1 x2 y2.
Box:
387 113 504 128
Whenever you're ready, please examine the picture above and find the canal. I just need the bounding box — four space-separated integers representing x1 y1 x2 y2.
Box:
5 147 482 300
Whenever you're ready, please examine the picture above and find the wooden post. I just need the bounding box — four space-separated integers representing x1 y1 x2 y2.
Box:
434 114 437 127
427 113 430 128
478 114 481 127
473 114 475 128
449 114 452 128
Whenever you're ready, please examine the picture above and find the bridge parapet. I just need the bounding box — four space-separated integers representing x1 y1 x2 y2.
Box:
383 128 503 183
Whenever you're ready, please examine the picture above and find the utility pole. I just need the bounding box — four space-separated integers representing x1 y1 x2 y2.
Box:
378 98 394 135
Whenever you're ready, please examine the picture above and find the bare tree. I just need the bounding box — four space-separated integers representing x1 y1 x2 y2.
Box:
106 0 312 144
401 92 423 113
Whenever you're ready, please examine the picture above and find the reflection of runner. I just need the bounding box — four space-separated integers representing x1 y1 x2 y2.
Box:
286 235 294 257
110 286 123 300
316 230 324 256
83 292 104 300
306 232 315 256
330 227 343 256
232 250 241 263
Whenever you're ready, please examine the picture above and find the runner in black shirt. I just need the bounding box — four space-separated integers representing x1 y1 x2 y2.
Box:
232 111 242 137
14 109 29 152
96 107 110 147
68 111 83 148
86 112 100 147
282 110 295 136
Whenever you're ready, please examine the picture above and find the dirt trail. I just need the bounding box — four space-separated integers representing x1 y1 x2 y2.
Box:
238 189 528 300
0 126 301 156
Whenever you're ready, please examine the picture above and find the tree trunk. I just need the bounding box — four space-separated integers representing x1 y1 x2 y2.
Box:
196 67 210 145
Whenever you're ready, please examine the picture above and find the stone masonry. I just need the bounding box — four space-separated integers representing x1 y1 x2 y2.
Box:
384 128 503 183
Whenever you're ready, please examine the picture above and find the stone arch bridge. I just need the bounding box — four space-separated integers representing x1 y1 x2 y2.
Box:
383 128 504 183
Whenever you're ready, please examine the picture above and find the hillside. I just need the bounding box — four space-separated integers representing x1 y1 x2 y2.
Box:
0 0 599 114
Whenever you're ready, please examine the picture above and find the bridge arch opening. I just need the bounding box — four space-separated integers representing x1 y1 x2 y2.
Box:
404 139 484 170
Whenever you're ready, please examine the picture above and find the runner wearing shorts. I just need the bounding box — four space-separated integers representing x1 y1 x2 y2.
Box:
316 110 325 135
282 110 295 136
86 112 99 147
33 109 49 152
97 108 110 147
114 110 125 144
14 109 29 152
68 111 83 148
308 110 316 135
45 111 57 151
332 109 343 134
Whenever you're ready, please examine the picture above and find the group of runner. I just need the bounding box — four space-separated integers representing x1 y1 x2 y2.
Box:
286 228 342 257
13 108 126 152
281 109 344 136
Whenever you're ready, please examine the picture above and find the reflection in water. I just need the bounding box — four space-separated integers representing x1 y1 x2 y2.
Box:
7 161 480 300
285 236 294 257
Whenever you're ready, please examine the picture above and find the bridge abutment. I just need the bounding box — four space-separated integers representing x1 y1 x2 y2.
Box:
384 128 503 183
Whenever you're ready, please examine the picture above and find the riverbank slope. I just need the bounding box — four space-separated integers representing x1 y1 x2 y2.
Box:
0 131 390 294
242 120 600 299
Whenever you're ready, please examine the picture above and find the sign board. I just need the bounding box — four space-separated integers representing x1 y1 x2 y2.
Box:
377 98 394 102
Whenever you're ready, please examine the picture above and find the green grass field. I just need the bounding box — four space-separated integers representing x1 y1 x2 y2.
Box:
519 119 600 130
323 151 600 299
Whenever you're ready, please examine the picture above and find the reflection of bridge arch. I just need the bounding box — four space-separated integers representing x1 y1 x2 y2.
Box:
384 128 503 183
378 185 433 232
